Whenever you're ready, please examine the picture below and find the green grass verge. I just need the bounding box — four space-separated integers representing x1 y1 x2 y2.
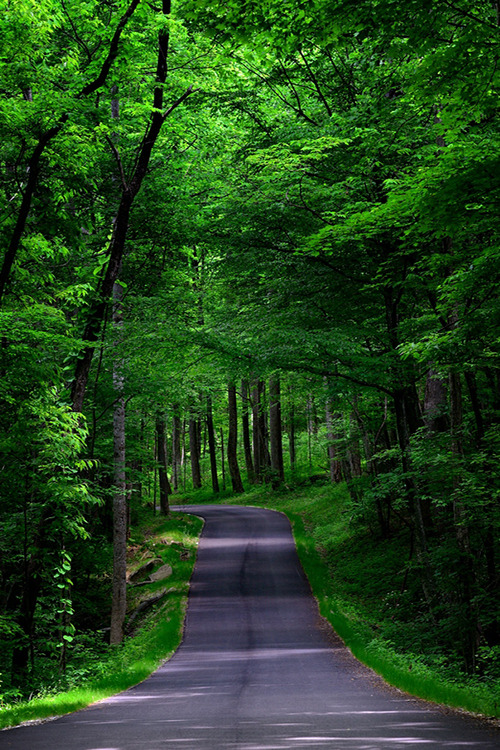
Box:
181 480 500 719
0 511 203 730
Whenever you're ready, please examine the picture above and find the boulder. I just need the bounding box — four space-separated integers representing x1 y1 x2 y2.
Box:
127 557 163 583
149 563 173 582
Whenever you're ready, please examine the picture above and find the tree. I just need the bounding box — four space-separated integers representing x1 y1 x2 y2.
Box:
227 383 244 492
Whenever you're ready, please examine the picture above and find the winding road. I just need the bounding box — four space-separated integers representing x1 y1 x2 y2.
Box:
1 504 498 749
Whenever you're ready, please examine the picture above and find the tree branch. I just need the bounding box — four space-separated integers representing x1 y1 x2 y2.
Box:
79 0 143 97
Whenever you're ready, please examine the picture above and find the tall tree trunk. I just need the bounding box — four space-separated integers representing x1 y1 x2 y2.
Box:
421 367 448 528
269 375 284 484
155 414 170 516
424 368 448 434
11 541 41 678
220 427 226 491
71 0 195 413
251 380 262 480
189 408 202 489
252 379 271 481
206 395 220 494
227 384 244 493
287 388 296 471
110 281 127 645
241 380 255 483
171 404 181 491
393 386 435 609
325 396 342 483
449 370 478 672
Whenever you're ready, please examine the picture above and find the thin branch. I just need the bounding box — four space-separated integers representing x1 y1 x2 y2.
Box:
79 0 142 98
442 0 499 31
105 135 129 191
298 50 332 117
60 0 93 61
163 84 196 119
277 60 319 126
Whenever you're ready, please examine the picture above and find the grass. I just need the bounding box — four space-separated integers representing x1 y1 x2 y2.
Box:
0 510 203 730
178 479 500 719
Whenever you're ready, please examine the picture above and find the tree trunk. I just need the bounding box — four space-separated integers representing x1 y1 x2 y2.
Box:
71 0 195 413
269 375 284 484
392 386 435 608
11 550 41 678
227 384 244 492
110 281 127 645
252 379 271 481
287 389 296 471
155 414 170 516
449 370 478 672
325 398 342 483
171 405 182 491
206 395 220 494
241 380 255 482
424 368 448 433
189 409 202 489
421 367 448 528
251 380 262 480
220 427 226 491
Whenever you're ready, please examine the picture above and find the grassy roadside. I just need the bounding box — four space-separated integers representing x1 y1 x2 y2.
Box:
196 481 500 720
0 510 203 730
3 481 499 729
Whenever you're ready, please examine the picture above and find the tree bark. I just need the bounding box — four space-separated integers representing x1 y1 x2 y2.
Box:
241 380 255 482
287 388 296 471
269 375 284 484
252 379 271 481
251 380 262 480
325 396 342 483
220 427 226 491
155 414 170 516
110 281 127 645
449 370 478 672
206 395 219 493
227 384 244 493
189 410 202 489
424 368 448 433
171 404 182 491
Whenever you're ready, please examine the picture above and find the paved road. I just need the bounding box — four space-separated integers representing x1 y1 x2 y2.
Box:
1 505 498 749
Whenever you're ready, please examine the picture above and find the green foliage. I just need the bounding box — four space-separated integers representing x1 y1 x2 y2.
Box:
0 511 202 726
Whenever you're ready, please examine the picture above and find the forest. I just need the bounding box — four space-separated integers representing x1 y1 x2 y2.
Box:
0 0 499 718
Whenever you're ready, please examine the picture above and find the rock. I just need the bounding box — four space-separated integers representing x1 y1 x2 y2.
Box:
125 587 175 633
149 563 173 582
127 557 163 583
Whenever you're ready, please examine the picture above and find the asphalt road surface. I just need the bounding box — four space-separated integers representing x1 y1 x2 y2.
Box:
1 504 499 749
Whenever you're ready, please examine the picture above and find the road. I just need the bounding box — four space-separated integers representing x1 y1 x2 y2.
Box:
1 504 498 749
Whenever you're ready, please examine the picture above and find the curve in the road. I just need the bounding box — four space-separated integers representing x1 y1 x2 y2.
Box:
1 504 498 749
